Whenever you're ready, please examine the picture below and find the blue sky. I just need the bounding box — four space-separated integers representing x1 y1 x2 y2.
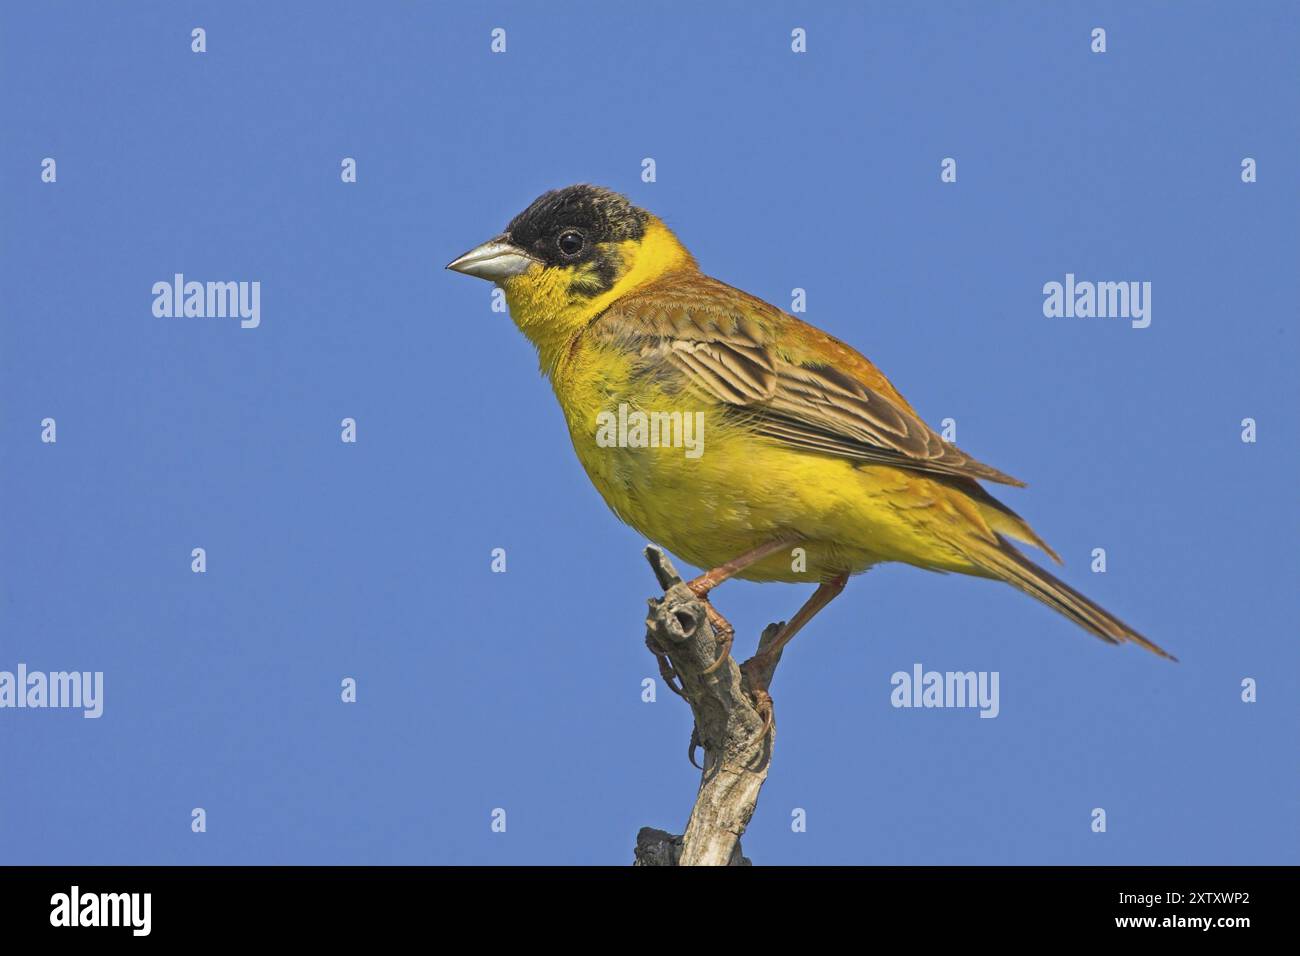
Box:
1 1 1295 865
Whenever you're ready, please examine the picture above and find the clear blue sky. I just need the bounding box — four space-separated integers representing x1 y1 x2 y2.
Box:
1 1 1295 865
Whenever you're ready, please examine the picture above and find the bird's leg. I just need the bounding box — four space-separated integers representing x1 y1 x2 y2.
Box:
687 535 801 675
758 573 848 662
686 535 800 599
740 573 849 736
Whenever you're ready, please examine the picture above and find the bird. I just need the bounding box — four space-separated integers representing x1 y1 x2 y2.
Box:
447 184 1174 716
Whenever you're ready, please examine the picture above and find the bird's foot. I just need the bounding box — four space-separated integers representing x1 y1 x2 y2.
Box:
698 602 735 675
739 652 777 741
687 724 704 770
644 633 686 699
691 601 733 765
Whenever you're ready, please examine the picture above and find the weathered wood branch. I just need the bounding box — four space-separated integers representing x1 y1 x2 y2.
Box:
634 547 785 866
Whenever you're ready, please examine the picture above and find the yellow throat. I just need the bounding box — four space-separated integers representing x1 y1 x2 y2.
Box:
501 217 696 377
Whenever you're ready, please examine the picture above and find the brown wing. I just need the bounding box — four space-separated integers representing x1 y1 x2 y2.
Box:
591 271 1025 487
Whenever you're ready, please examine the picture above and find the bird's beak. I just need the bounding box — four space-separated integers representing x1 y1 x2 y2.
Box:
445 236 538 281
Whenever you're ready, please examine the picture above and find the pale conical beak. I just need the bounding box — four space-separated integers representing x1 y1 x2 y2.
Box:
445 237 538 281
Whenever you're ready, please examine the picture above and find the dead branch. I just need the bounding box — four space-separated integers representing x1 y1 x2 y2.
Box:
634 547 786 866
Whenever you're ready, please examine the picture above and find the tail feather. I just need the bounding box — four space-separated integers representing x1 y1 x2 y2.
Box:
944 476 1063 565
982 536 1176 661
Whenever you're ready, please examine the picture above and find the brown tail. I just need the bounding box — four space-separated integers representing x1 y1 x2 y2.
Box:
982 536 1177 661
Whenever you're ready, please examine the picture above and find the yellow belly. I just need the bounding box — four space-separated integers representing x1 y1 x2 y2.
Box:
560 382 980 583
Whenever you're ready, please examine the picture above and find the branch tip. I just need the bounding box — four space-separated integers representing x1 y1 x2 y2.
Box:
644 546 682 590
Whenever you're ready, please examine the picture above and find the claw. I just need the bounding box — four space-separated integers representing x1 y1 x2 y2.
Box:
699 602 735 676
688 725 703 769
739 654 776 745
645 633 686 699
751 688 774 741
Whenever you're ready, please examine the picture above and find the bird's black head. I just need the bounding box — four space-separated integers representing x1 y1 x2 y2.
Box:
446 184 692 316
502 185 648 293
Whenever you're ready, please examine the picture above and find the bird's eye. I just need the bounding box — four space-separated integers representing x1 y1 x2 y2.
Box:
558 230 585 256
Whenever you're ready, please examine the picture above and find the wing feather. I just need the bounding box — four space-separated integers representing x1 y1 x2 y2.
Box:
592 272 1024 486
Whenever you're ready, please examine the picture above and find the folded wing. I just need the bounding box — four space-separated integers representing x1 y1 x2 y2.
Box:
592 271 1025 487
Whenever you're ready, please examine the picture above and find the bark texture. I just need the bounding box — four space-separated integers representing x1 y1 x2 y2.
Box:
634 547 785 866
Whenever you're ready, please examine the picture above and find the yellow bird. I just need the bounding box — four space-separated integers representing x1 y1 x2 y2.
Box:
448 184 1175 692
